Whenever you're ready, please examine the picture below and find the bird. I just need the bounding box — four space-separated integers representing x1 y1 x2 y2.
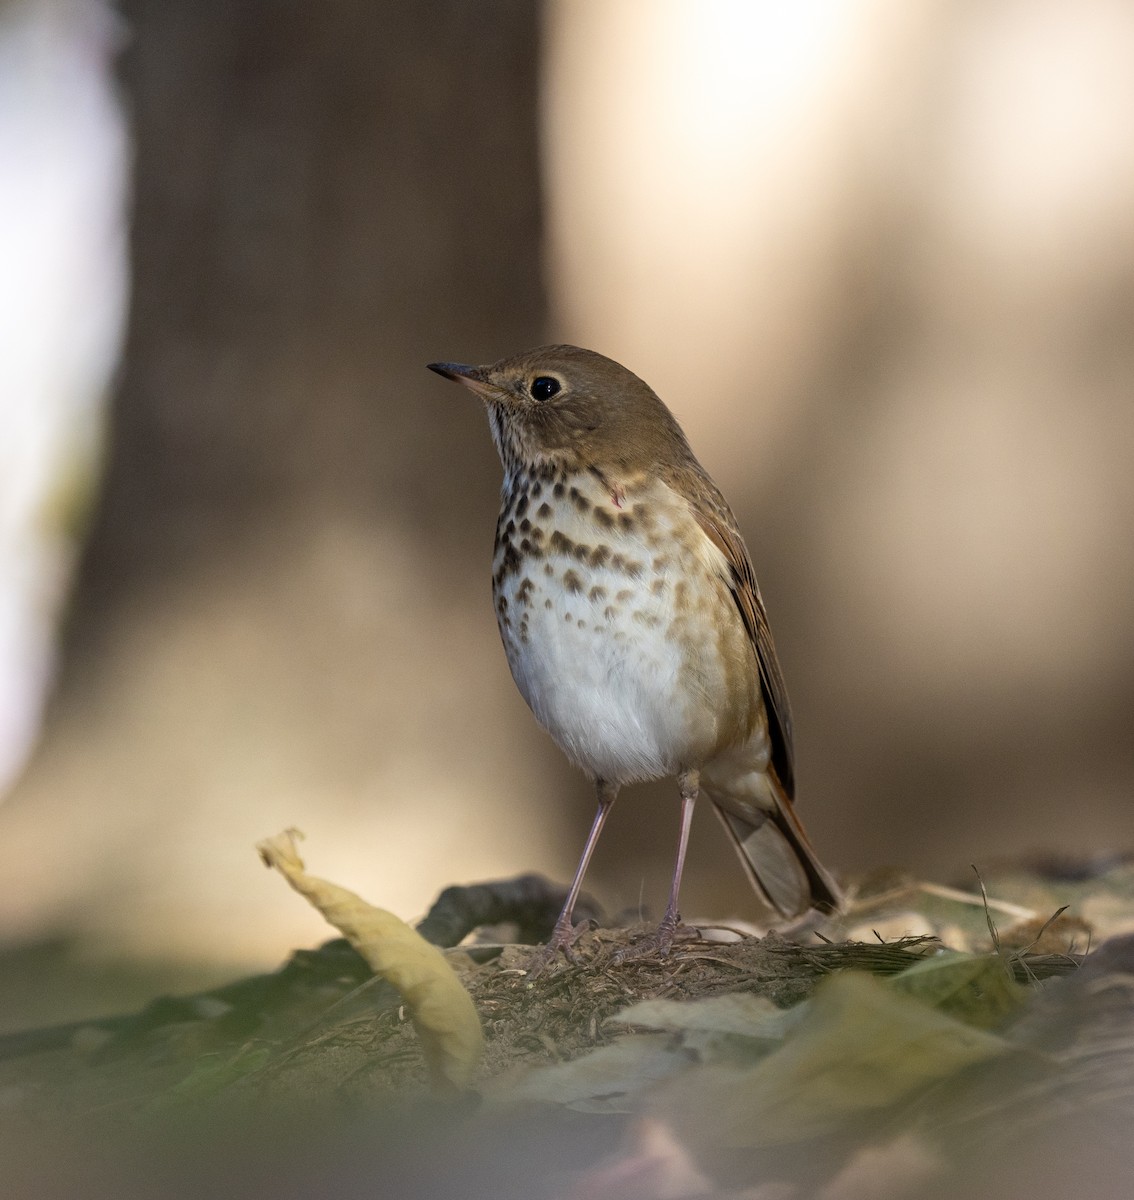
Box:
427 345 840 962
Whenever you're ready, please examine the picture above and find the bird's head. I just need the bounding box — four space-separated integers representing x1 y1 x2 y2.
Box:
428 344 693 479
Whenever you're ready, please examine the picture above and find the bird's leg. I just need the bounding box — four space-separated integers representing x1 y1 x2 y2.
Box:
612 769 699 964
526 779 617 975
660 769 699 933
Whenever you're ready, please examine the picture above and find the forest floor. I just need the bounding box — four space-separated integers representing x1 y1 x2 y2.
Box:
0 853 1130 1200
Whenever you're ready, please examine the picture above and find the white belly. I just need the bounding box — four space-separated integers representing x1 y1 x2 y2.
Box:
493 481 744 784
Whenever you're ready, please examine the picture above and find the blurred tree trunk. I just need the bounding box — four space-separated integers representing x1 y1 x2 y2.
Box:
0 0 566 974
69 0 546 661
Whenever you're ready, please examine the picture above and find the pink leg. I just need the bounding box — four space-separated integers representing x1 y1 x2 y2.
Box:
612 769 699 963
527 779 617 973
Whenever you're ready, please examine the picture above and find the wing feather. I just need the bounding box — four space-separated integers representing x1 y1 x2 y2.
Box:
672 471 796 797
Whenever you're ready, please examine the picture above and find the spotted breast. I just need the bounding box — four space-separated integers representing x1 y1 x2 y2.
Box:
492 465 759 787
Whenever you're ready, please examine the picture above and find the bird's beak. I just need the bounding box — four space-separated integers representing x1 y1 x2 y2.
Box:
427 361 506 403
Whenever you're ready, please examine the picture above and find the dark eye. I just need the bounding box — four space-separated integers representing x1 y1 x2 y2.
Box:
530 376 561 401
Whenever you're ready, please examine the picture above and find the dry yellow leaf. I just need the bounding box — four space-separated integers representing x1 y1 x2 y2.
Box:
257 828 483 1095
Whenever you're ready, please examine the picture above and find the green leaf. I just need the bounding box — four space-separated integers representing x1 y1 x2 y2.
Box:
889 952 1026 1029
161 1045 271 1105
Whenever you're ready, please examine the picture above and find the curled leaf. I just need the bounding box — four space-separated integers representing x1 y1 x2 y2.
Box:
257 829 483 1095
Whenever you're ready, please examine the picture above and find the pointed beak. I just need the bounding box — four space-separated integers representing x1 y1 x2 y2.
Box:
427 361 505 403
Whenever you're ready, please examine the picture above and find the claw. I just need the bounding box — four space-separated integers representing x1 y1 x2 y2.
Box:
524 916 589 979
609 914 683 965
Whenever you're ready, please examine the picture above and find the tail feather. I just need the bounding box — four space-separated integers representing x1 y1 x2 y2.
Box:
710 779 842 918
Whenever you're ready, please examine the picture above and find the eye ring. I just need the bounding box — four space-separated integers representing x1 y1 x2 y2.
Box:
530 375 561 402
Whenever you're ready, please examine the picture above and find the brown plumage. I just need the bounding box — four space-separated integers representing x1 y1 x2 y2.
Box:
428 345 840 962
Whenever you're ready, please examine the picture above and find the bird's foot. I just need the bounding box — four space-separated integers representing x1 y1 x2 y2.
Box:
523 915 590 979
609 913 685 965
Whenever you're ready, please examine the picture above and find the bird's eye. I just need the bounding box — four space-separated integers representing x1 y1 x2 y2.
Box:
530 376 561 401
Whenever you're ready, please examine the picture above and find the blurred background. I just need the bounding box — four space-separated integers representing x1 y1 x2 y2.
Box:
1 0 1133 1026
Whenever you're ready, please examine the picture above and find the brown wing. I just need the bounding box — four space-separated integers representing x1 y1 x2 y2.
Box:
713 778 842 915
677 473 796 798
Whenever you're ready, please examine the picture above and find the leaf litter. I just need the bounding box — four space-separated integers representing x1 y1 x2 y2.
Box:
0 844 1111 1139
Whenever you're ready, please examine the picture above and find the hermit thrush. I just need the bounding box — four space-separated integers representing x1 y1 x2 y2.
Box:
428 346 840 960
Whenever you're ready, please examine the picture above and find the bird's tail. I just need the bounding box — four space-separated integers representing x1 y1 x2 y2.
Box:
709 776 842 919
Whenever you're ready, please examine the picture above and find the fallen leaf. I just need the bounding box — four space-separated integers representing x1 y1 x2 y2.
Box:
496 1034 688 1113
611 992 802 1064
612 992 797 1041
158 1046 272 1106
651 971 1010 1150
257 828 483 1095
889 952 1025 1028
